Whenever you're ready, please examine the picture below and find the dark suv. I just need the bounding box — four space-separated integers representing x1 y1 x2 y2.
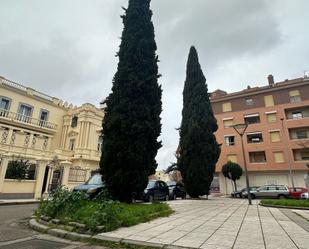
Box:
167 181 186 200
73 174 105 198
143 180 169 202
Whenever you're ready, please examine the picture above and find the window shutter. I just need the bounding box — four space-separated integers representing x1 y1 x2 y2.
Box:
222 102 232 112
227 154 237 163
223 119 233 128
267 113 277 123
274 152 284 163
289 90 300 97
270 131 281 142
264 95 274 107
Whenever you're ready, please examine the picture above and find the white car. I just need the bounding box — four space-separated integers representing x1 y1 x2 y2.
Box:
300 192 309 200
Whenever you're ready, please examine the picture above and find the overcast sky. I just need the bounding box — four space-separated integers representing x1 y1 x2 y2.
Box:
0 0 308 169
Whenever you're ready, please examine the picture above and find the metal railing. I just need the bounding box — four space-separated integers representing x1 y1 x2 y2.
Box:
0 108 58 130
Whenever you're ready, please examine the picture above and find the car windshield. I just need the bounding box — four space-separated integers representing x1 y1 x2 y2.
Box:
147 181 156 189
86 174 103 185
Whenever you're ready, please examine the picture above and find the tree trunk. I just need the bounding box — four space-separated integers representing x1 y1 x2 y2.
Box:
233 181 237 192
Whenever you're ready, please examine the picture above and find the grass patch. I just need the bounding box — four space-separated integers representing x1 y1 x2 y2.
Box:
36 188 173 233
260 199 309 208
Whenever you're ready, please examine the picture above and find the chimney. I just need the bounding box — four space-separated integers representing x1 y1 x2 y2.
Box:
268 74 274 86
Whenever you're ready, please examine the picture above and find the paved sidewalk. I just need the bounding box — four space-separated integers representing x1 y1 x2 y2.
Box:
0 199 40 205
97 198 309 249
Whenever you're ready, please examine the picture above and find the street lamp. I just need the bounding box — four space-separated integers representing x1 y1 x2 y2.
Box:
233 123 252 205
280 118 295 189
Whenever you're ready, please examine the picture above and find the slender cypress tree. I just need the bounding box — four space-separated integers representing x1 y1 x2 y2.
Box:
178 46 221 198
100 0 162 203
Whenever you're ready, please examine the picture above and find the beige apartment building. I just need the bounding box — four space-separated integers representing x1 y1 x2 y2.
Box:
0 76 104 199
211 75 309 194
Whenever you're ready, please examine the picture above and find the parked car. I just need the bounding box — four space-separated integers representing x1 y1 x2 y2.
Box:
289 187 308 199
143 180 169 202
231 188 246 198
240 186 260 198
73 174 105 198
300 192 309 200
248 185 290 199
167 181 186 200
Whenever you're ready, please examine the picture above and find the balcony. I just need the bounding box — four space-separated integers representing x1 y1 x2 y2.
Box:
0 108 57 132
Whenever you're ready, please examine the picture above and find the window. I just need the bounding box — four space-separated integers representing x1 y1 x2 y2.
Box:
264 95 274 107
274 152 285 163
0 97 10 117
249 151 266 163
266 113 277 123
244 114 260 125
247 133 263 143
69 139 76 151
296 130 307 139
227 154 237 163
17 103 32 123
222 102 232 112
293 149 309 161
68 167 87 182
5 160 36 180
225 136 235 146
71 116 78 128
270 131 281 142
291 111 303 119
39 109 49 127
245 98 254 106
289 90 301 103
97 135 103 152
223 119 233 128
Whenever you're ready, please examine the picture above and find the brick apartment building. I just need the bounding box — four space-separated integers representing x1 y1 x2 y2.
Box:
211 75 309 194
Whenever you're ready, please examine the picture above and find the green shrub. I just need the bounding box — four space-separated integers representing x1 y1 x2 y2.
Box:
261 199 309 208
36 188 173 233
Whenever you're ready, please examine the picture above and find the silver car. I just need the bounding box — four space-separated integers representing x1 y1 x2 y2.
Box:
250 185 290 199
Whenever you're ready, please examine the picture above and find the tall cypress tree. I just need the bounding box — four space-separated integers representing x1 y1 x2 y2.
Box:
178 46 220 198
100 0 162 203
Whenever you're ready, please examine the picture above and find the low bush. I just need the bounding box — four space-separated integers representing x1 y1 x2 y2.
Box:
260 199 309 208
36 187 173 233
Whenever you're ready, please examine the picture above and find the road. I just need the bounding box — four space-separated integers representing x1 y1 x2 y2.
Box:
0 204 106 249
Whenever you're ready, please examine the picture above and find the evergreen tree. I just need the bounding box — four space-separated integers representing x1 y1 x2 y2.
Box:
222 161 243 191
178 46 221 198
100 0 162 203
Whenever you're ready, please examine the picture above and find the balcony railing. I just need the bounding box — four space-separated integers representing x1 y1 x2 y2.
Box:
0 108 57 130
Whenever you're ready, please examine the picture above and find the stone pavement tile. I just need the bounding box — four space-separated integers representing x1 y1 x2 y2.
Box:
172 231 214 248
269 208 309 249
200 234 235 249
292 210 309 221
259 207 297 249
146 230 188 245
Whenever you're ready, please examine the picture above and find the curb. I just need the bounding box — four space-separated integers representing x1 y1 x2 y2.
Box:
29 219 194 249
259 203 309 210
0 200 40 206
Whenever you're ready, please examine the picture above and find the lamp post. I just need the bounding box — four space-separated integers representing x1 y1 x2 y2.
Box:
280 118 295 189
233 123 252 205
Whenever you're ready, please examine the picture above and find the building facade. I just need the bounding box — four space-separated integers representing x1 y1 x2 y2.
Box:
0 76 104 199
211 75 309 194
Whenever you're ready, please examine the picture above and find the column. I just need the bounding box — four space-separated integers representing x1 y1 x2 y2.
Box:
34 159 48 199
0 155 10 193
60 161 72 187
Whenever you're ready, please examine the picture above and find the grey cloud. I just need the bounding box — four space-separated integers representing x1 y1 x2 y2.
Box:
0 0 308 169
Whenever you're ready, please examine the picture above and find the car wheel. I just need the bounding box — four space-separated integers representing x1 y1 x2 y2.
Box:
149 195 154 202
278 195 286 199
250 194 256 199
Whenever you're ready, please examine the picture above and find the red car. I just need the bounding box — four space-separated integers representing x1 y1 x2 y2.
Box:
289 187 308 199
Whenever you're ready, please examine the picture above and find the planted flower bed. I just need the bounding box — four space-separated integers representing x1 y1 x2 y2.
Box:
36 188 173 234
